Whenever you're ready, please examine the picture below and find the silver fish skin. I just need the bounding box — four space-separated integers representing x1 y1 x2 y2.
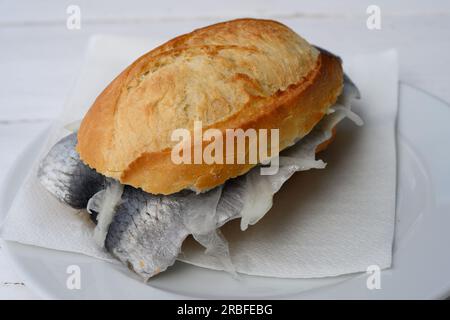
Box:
37 132 245 279
37 133 106 209
103 177 246 280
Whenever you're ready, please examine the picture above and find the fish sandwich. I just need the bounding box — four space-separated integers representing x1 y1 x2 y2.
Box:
38 18 362 279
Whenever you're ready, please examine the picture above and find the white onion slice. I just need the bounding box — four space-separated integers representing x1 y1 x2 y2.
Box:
89 181 124 247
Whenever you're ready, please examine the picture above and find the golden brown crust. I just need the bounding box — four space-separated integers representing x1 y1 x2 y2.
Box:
77 18 343 195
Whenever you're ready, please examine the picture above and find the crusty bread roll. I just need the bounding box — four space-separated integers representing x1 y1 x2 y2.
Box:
77 18 343 195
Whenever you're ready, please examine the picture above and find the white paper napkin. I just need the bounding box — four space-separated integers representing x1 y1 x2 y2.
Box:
0 35 398 278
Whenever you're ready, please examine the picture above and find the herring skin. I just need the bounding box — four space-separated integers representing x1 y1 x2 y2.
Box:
105 178 245 279
37 133 106 209
37 132 245 279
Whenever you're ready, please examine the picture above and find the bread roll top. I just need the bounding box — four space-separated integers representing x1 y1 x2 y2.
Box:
77 18 343 195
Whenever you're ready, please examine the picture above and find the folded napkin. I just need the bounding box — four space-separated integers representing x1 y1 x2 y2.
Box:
0 35 398 278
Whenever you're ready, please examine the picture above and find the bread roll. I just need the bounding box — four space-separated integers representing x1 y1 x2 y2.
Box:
77 18 343 195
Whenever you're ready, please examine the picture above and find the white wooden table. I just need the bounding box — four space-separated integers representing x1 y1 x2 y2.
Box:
1 0 450 299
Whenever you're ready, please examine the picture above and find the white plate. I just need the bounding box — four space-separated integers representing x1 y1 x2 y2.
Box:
1 83 450 299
